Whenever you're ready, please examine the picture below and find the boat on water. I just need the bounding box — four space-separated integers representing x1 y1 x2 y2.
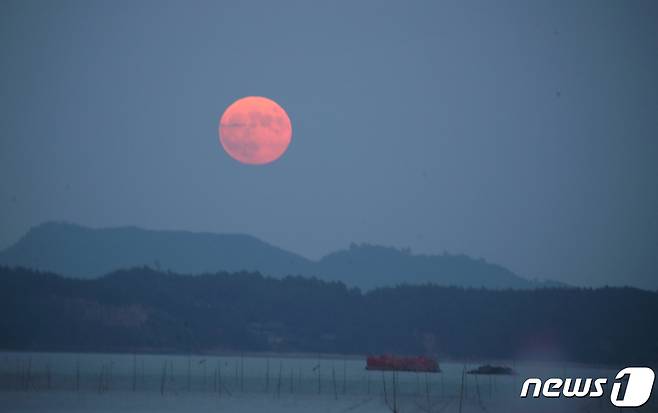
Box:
366 355 440 373
467 364 516 375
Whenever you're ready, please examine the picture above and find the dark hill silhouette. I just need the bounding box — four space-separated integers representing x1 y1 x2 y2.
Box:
0 266 654 363
0 222 560 289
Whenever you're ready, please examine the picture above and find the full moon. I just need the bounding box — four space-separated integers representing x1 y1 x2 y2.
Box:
219 96 292 165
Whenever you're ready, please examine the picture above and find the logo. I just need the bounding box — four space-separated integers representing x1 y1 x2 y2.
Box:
520 367 655 408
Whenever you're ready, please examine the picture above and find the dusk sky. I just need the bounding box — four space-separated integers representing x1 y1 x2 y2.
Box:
1 0 657 289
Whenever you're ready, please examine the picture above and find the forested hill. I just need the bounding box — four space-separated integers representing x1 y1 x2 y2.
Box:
1 266 655 364
0 222 559 289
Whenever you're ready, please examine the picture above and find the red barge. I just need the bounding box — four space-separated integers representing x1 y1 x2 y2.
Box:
366 355 440 373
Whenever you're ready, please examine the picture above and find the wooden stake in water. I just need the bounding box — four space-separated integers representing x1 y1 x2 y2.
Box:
160 362 167 396
458 367 465 413
25 357 32 392
342 359 346 395
240 353 244 392
202 359 207 388
474 372 484 409
213 364 217 393
392 371 398 413
108 361 113 392
317 356 321 394
463 364 467 400
218 362 222 396
441 371 444 398
14 358 20 391
489 374 492 399
46 361 52 390
168 360 175 388
132 354 137 392
187 355 191 392
331 364 338 400
425 372 431 409
219 363 232 397
276 361 282 398
98 364 106 394
265 358 270 392
75 358 80 393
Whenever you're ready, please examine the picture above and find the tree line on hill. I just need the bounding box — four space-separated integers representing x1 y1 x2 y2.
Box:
1 266 656 365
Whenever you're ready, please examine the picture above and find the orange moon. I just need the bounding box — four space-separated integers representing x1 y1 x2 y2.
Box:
219 96 292 165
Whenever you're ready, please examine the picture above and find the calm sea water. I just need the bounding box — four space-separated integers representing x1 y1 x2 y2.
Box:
0 351 654 412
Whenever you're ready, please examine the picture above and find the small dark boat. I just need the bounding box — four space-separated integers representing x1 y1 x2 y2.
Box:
366 355 440 373
467 364 516 375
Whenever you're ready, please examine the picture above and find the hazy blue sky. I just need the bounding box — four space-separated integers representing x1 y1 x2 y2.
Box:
1 0 657 289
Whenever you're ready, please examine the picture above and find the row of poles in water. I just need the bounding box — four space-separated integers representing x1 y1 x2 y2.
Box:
3 354 507 410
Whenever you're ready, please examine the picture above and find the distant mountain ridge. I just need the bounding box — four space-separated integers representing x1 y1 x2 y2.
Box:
0 222 561 289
